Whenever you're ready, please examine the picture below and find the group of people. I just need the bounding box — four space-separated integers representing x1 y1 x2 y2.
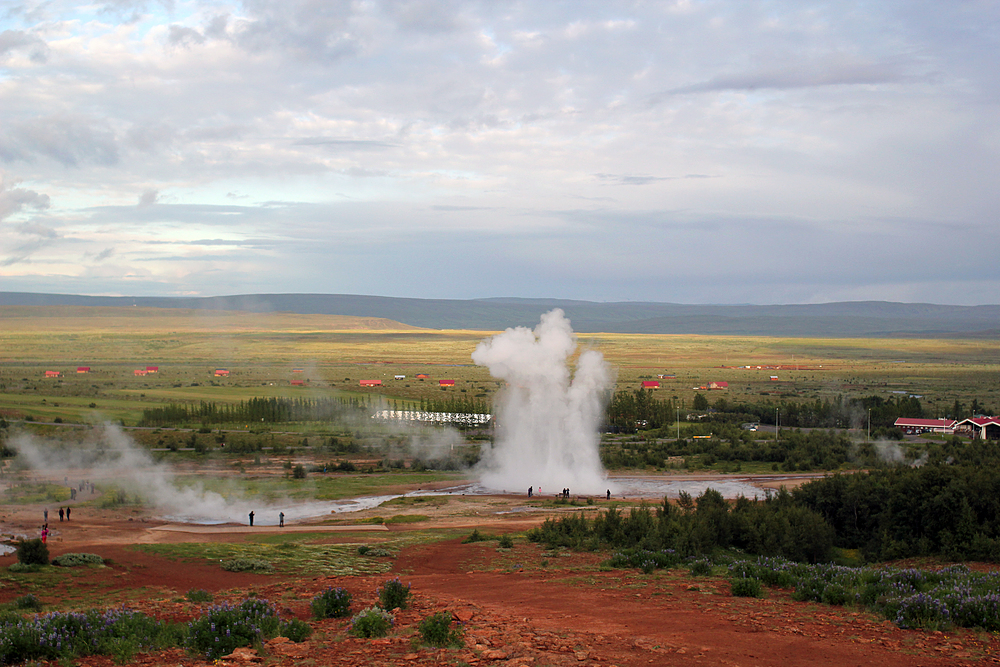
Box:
247 511 285 527
526 486 614 501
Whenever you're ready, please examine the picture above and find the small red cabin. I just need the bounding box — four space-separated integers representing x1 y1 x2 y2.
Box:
214 369 230 377
359 380 382 387
134 369 147 376
641 380 660 389
76 366 90 373
146 366 158 373
291 379 305 386
439 379 455 386
45 370 61 378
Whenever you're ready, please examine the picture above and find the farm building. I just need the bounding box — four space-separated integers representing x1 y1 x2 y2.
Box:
416 374 429 379
134 369 147 376
954 416 1000 440
76 366 90 373
894 417 956 435
641 380 660 389
214 369 230 377
359 380 382 387
394 375 406 380
146 366 159 373
708 381 729 390
292 368 304 373
44 370 61 378
770 375 779 381
291 380 305 386
657 374 676 379
439 379 455 387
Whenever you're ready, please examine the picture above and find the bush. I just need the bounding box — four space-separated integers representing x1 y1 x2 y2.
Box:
311 587 353 619
7 562 42 573
13 594 43 611
0 606 175 665
16 538 49 565
292 464 307 479
351 606 393 638
281 618 312 642
418 611 464 647
221 558 273 573
498 534 514 549
51 552 103 567
357 545 371 555
378 578 412 611
730 577 764 598
462 529 488 543
186 589 213 603
688 559 713 577
187 599 281 660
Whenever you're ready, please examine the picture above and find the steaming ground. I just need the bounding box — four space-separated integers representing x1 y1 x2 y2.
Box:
472 309 614 496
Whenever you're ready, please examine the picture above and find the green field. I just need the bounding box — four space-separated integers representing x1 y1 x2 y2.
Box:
2 305 998 426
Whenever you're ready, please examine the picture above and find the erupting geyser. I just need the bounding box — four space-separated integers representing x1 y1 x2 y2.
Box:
472 308 614 495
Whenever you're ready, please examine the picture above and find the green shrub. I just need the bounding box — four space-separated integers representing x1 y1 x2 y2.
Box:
51 552 103 567
220 558 273 573
311 587 353 619
462 529 488 543
16 538 49 565
292 464 306 479
688 559 713 576
730 577 764 598
187 599 281 660
497 534 514 549
357 545 371 555
13 594 43 611
280 618 312 642
418 611 464 648
351 606 393 638
821 583 850 606
7 562 42 573
186 589 213 603
377 578 411 611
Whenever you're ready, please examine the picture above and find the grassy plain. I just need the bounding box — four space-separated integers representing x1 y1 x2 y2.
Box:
2 305 999 425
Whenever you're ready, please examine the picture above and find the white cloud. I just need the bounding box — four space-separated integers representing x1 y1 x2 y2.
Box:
0 0 997 303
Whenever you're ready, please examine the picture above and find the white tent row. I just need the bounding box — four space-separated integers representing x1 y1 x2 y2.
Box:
371 409 492 426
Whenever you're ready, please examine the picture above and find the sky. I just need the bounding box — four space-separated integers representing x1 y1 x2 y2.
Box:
0 1 998 305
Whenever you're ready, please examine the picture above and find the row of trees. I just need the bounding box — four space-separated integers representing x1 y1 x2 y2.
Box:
528 488 835 563
538 438 1000 564
601 427 864 471
793 438 1000 561
140 397 371 426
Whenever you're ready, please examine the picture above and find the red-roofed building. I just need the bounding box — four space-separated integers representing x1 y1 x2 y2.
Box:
360 380 382 387
708 381 729 390
146 366 159 373
44 370 61 378
641 380 660 389
416 374 429 379
76 367 90 373
134 369 147 376
954 416 1000 440
439 379 455 387
894 417 956 435
291 380 305 386
214 369 229 377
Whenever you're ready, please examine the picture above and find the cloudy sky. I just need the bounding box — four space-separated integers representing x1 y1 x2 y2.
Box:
1 1 997 304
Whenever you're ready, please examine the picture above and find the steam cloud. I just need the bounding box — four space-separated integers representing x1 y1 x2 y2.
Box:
472 308 614 495
9 423 270 524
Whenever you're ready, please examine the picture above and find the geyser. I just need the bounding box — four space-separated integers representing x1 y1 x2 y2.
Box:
471 308 613 495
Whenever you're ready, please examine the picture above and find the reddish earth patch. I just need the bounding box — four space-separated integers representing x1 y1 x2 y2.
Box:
3 537 998 666
2 499 999 666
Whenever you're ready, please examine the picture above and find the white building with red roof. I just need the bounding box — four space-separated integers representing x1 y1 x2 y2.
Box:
894 417 956 435
954 416 1000 440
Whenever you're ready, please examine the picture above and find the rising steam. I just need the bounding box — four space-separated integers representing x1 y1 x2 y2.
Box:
472 308 614 495
9 424 267 524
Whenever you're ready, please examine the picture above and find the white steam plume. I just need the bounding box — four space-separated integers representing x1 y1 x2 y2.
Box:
471 308 613 495
9 423 270 524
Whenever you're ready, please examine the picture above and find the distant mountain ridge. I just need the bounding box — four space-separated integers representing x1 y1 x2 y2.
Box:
2 292 998 338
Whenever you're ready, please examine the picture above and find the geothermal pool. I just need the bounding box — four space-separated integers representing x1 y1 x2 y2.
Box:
159 475 796 526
